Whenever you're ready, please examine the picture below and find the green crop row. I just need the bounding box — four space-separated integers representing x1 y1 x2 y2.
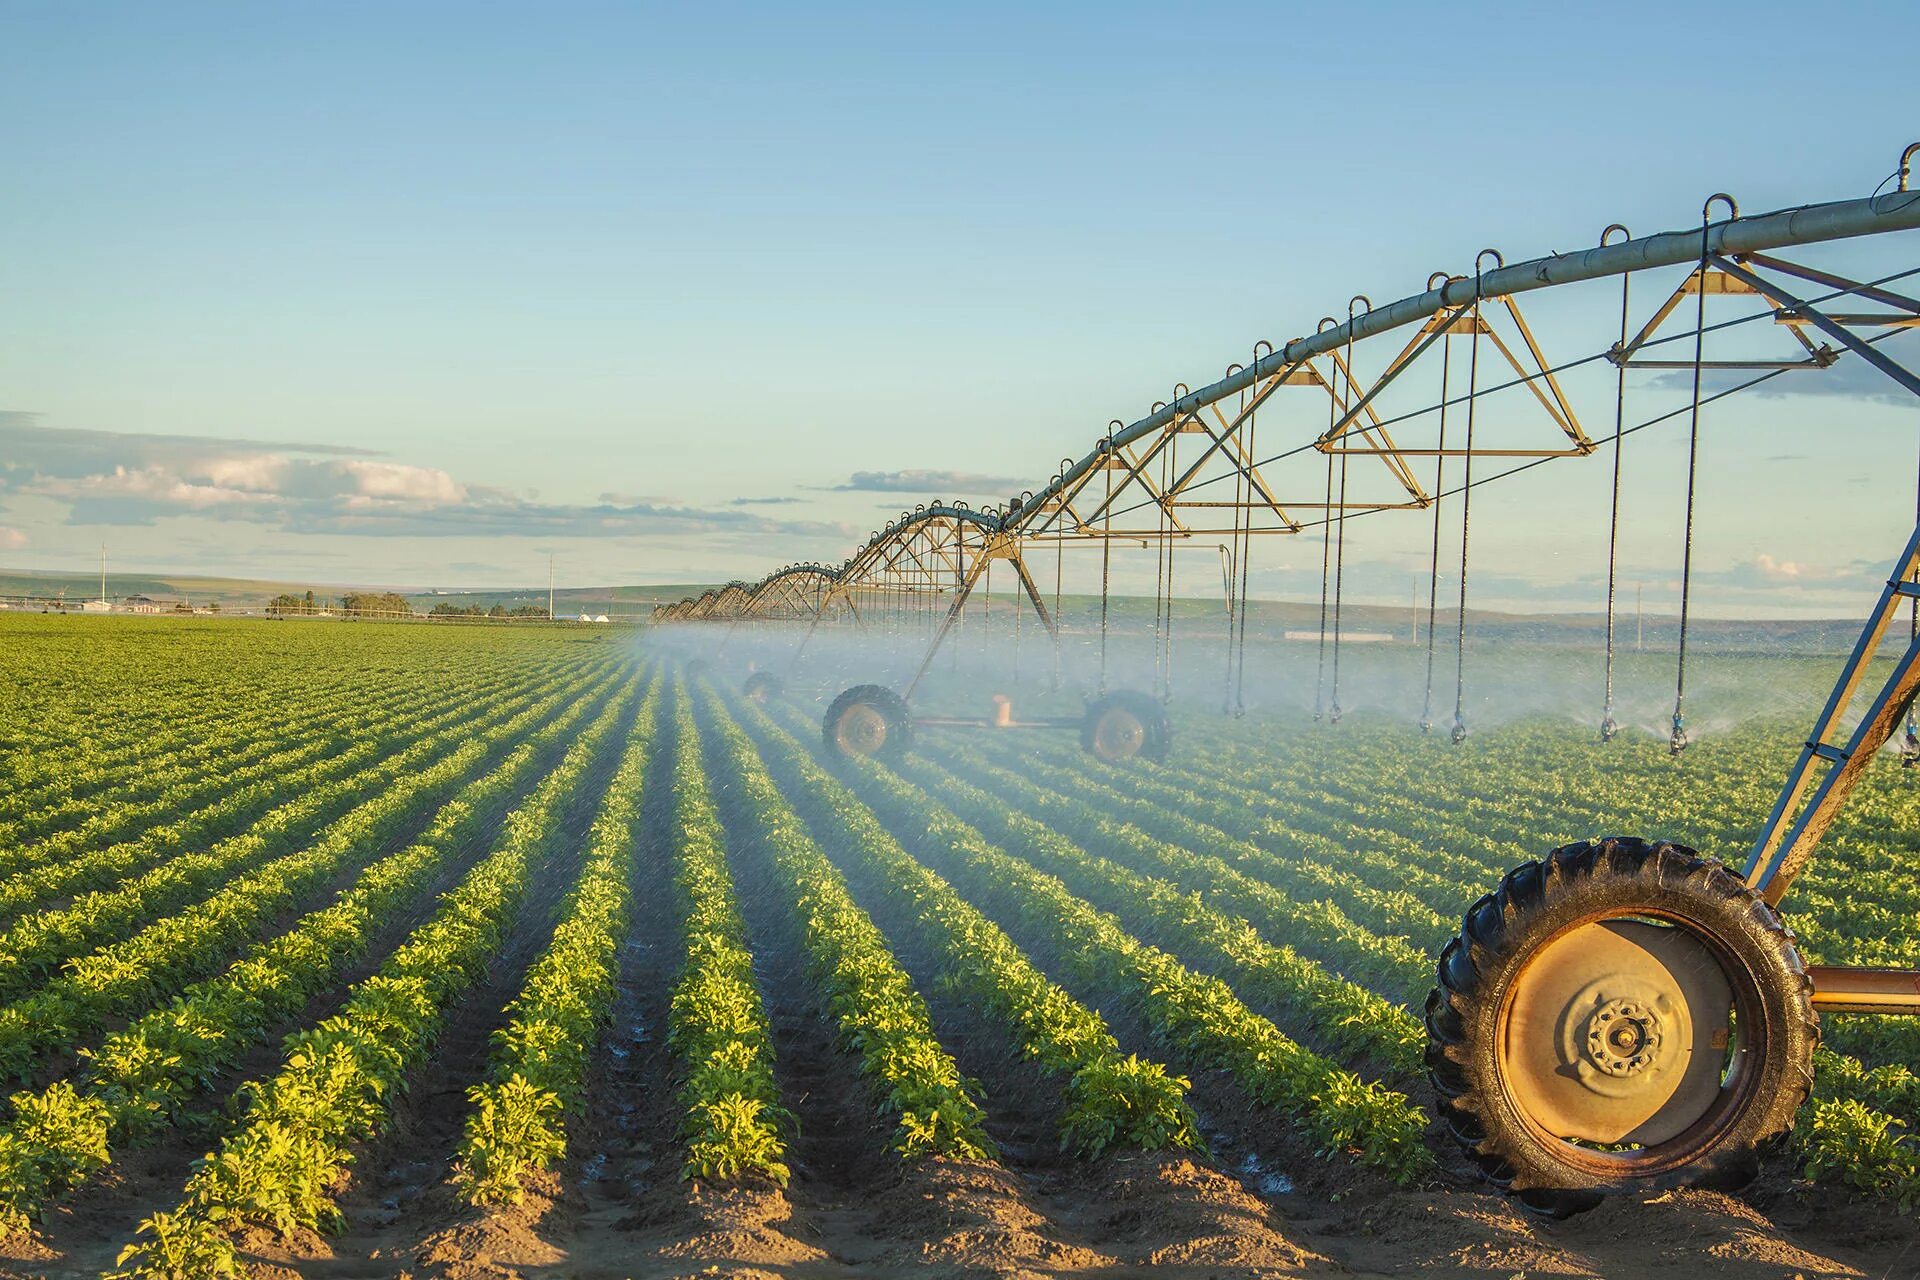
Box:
960 710 1920 1205
0 663 535 930
0 655 525 858
0 671 626 1234
454 676 663 1205
904 746 1425 1086
0 664 618 1085
733 694 1200 1159
903 731 1431 1010
0 683 536 1000
823 732 1430 1182
665 690 790 1186
107 670 639 1278
700 686 994 1163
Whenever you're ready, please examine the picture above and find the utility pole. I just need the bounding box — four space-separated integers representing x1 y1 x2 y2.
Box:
548 553 555 622
1636 581 1644 651
99 544 107 606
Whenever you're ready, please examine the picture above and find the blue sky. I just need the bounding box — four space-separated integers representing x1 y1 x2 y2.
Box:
2 1 1918 614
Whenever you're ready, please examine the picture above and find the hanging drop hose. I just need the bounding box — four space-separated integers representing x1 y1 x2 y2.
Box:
1053 466 1066 693
1905 427 1920 765
1672 202 1728 758
1329 300 1367 725
1602 230 1632 744
1099 428 1117 696
1452 257 1496 744
1010 554 1022 682
1148 409 1168 702
1419 321 1452 733
1223 367 1247 715
1330 451 1349 724
1161 401 1181 703
1314 444 1333 720
1233 341 1270 719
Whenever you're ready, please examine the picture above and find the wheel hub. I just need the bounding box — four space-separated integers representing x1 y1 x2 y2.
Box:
1584 997 1663 1077
1500 918 1735 1146
1093 709 1145 759
834 704 888 755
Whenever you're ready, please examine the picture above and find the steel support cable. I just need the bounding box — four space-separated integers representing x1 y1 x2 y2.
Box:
1278 319 1914 540
683 214 1920 625
1092 260 1920 529
1419 333 1452 732
1011 186 1920 530
1602 226 1633 743
1671 201 1730 758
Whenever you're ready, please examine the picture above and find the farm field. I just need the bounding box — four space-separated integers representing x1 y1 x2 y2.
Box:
0 615 1915 1279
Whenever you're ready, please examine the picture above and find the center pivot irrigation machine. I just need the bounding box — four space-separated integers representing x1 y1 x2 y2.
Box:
658 143 1920 1212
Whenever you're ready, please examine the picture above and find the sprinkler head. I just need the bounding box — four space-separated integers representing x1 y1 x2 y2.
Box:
1600 710 1618 743
1450 715 1468 744
1669 712 1689 757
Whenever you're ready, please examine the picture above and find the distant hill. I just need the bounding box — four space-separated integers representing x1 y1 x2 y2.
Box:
0 567 719 617
0 566 1881 652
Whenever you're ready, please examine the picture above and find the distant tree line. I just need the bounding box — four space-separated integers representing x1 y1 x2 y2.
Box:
266 590 322 616
266 590 415 617
428 602 549 618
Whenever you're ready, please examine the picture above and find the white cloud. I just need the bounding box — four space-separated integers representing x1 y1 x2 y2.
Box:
1753 553 1807 581
200 454 291 492
832 468 1019 494
335 459 467 504
0 417 852 543
46 464 279 510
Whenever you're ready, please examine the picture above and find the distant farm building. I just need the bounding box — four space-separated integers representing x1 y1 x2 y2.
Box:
121 595 163 614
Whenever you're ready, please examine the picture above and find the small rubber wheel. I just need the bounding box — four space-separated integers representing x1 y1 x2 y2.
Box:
1080 690 1171 763
1425 838 1816 1218
743 671 783 703
823 685 912 762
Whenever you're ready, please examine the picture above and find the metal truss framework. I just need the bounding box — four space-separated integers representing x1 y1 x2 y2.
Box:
660 171 1920 655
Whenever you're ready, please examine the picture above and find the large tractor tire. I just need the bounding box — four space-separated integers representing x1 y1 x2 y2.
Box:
823 685 913 762
743 671 784 703
1080 691 1171 763
1425 838 1816 1218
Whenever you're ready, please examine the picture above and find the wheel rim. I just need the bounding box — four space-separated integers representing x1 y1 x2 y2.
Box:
834 703 889 755
1091 707 1146 760
1496 914 1758 1174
